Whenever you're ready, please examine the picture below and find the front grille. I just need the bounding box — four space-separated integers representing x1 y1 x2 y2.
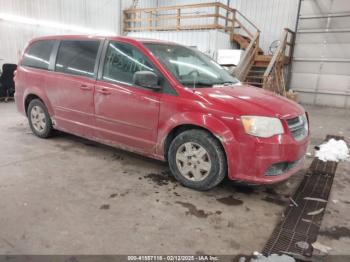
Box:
265 158 303 176
287 115 308 141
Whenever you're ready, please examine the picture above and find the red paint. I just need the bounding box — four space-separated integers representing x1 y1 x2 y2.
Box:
15 35 310 184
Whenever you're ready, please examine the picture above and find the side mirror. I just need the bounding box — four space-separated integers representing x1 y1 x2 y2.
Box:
133 71 161 90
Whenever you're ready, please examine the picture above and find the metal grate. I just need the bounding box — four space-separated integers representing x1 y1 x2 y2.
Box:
265 158 303 176
286 115 308 142
262 135 343 258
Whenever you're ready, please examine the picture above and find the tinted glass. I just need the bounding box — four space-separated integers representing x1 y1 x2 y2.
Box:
22 40 55 70
55 40 100 77
144 43 239 87
102 41 156 85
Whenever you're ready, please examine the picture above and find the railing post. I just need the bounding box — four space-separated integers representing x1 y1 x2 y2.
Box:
137 11 141 31
177 8 181 31
231 10 236 33
214 4 219 29
149 11 153 31
123 10 128 33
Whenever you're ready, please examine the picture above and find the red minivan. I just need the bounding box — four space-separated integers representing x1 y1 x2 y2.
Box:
15 35 310 190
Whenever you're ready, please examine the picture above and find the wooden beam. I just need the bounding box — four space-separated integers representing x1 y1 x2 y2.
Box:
214 5 219 27
124 2 220 13
125 13 231 23
124 24 225 32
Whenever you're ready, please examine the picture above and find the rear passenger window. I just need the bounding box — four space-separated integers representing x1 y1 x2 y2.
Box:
102 41 155 85
22 40 55 70
55 40 100 77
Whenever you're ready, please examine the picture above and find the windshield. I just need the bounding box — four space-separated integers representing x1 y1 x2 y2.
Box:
144 43 239 88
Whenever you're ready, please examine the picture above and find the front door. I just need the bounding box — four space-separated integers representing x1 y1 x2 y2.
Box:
94 41 162 153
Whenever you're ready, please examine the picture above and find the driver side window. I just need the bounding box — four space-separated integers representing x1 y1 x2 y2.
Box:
102 41 155 86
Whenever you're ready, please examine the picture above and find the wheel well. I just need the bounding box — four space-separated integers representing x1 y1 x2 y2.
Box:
164 124 226 160
24 94 42 115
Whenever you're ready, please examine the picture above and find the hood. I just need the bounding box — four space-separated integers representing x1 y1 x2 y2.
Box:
191 84 305 118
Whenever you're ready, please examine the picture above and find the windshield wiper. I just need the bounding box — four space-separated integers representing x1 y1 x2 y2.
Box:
182 81 238 88
181 81 215 87
213 81 237 86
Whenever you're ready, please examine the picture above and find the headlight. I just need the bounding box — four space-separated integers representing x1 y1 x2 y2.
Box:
241 116 284 138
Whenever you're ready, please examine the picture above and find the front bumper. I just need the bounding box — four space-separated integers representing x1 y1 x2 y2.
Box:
227 132 310 184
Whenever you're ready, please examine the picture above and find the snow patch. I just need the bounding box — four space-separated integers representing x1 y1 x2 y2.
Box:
312 241 332 253
315 139 349 162
250 253 295 262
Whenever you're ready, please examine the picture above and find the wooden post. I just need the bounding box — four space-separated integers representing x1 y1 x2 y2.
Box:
123 11 128 33
224 0 231 31
177 8 181 31
149 11 152 30
214 4 219 28
231 10 235 33
138 11 142 31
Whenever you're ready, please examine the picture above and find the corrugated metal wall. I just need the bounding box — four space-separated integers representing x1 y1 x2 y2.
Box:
143 0 300 53
0 0 156 66
290 0 350 108
231 0 300 53
0 0 300 65
128 30 232 57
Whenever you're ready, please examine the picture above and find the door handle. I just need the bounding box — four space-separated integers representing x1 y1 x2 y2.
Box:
80 84 92 91
97 88 111 95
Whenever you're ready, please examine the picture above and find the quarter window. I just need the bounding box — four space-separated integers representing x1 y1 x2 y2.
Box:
22 40 55 70
55 40 100 77
102 41 155 85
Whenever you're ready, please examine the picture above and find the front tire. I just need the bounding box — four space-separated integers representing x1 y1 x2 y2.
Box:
168 129 227 190
27 99 53 138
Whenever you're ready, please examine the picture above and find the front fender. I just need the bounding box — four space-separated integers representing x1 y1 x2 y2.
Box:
156 111 239 177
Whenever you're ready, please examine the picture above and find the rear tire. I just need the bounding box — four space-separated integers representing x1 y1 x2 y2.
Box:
168 129 227 190
27 99 53 138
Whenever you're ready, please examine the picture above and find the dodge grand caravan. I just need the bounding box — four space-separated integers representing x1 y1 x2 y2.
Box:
15 35 310 190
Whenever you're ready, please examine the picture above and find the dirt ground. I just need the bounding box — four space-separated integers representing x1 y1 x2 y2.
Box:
0 102 349 255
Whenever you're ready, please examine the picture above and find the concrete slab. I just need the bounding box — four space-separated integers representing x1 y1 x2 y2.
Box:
0 102 348 255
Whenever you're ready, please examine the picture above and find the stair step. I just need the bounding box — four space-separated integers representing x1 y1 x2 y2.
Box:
247 75 264 79
231 34 264 54
255 55 273 62
249 70 265 74
252 63 269 68
250 67 266 71
245 82 263 86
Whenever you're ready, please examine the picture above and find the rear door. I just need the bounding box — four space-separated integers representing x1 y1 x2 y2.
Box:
45 39 102 136
94 40 163 153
